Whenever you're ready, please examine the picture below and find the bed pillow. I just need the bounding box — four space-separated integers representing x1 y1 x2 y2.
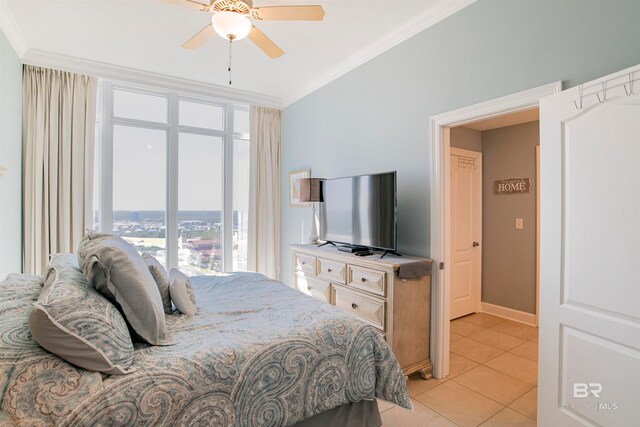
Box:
142 254 172 314
77 232 175 346
169 268 198 316
29 253 135 375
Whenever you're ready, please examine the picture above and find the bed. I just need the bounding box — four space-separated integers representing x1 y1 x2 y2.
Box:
0 271 411 426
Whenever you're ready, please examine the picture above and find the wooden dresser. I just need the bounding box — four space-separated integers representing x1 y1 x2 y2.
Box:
290 244 433 379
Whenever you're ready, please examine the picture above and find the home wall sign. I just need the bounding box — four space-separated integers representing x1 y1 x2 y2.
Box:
494 178 530 194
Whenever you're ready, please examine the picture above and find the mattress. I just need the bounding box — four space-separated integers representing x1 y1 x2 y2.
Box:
0 271 411 426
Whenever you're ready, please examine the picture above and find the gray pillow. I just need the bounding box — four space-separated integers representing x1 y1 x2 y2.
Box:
142 254 172 314
169 268 198 316
29 253 135 375
77 233 175 346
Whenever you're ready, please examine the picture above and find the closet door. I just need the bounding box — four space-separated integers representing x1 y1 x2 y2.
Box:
450 148 482 320
539 64 640 425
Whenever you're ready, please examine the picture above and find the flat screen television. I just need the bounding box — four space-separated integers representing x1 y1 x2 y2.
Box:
319 171 397 251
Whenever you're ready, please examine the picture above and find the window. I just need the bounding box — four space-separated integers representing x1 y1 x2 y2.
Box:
114 90 167 123
113 125 167 264
94 83 250 274
179 100 224 130
232 108 250 271
178 133 223 274
92 84 103 231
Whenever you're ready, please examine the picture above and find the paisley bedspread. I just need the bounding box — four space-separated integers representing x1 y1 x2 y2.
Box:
0 272 411 426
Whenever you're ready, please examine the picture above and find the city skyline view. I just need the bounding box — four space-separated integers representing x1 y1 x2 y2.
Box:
94 88 250 274
103 209 248 275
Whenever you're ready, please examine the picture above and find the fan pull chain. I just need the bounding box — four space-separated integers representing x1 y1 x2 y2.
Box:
227 36 234 85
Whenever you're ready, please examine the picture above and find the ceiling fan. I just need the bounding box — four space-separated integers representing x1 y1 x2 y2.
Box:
164 0 325 59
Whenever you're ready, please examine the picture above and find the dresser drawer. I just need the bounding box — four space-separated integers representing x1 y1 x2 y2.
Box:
295 273 331 303
294 253 317 275
333 285 385 331
348 266 386 296
317 258 346 284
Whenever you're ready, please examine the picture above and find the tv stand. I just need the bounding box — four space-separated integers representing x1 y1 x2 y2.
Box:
290 243 433 380
380 249 402 259
318 241 336 248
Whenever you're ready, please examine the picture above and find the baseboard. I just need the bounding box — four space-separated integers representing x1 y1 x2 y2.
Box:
481 302 537 326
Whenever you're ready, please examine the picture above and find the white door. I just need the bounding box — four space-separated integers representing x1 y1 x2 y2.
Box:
450 148 482 320
539 65 640 425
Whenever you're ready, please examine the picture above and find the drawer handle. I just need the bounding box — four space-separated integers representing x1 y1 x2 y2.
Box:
361 277 367 283
351 303 358 310
301 262 306 265
307 286 312 291
327 268 332 273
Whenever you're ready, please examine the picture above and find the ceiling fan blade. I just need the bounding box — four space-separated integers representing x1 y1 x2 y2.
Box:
247 25 284 58
182 23 215 49
161 0 212 12
251 5 325 21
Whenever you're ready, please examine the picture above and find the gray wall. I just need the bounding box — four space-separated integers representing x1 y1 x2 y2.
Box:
451 127 482 152
0 29 22 278
280 0 640 285
481 121 538 314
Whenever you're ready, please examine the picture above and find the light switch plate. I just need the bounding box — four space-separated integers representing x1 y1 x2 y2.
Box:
515 218 524 229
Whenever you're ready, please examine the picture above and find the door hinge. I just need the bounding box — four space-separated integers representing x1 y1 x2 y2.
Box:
439 262 445 270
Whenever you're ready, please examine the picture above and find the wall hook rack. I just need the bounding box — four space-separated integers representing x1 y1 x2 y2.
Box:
624 73 633 96
573 85 583 110
595 82 606 103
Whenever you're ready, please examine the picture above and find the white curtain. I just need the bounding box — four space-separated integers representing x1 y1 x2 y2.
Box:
22 65 98 274
248 105 281 279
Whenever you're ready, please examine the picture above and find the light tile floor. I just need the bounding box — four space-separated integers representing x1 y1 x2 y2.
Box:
380 313 538 427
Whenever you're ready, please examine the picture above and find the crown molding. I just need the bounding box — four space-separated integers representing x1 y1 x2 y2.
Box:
5 0 280 107
6 0 476 109
282 0 477 107
0 1 28 57
21 49 283 108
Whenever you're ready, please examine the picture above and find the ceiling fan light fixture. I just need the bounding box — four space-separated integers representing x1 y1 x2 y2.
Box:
212 11 251 41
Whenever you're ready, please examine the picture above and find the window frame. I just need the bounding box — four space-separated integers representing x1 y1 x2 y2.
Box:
231 107 250 271
97 80 249 273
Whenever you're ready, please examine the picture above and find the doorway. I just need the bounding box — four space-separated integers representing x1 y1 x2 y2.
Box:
429 81 561 379
448 111 540 323
445 111 542 422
